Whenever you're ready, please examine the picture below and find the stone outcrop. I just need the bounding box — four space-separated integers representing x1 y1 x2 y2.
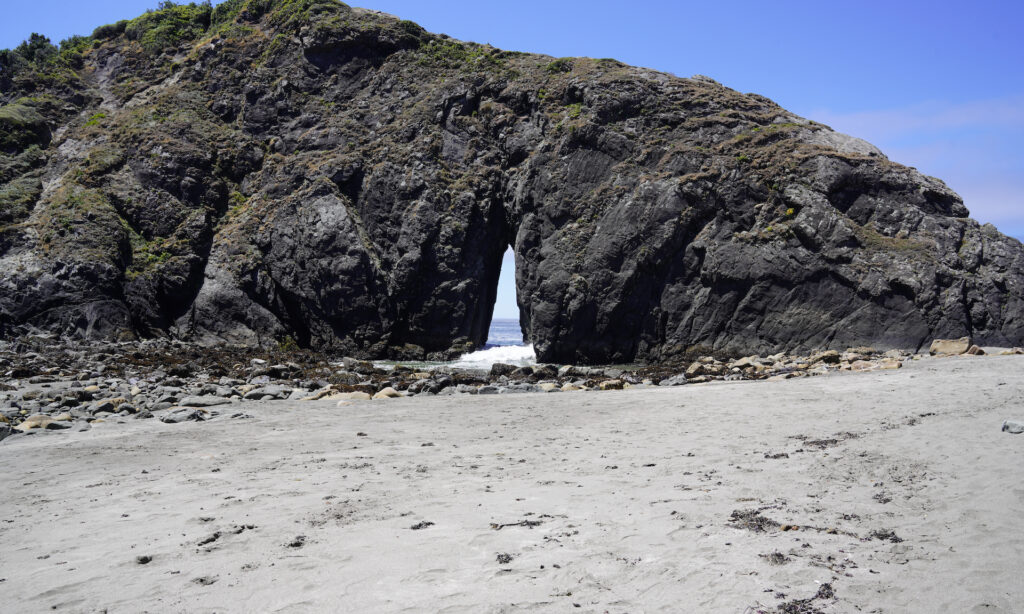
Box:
2 0 1023 363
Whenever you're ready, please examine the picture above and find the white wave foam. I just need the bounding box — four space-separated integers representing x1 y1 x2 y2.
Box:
450 344 536 369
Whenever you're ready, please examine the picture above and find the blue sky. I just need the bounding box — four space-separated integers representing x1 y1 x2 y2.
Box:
3 0 1022 320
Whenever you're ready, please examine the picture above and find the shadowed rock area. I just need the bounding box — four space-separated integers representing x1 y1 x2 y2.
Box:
1 0 1022 363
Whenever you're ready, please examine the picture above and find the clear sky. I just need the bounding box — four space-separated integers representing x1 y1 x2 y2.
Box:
3 0 1023 320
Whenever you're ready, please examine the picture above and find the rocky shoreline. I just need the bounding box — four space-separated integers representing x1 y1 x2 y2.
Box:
2 336 1017 441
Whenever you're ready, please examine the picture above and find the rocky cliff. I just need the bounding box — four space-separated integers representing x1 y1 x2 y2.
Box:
2 0 1022 363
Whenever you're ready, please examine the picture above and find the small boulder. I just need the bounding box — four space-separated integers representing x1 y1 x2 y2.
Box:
810 350 841 364
93 397 127 413
372 387 402 400
731 355 761 369
490 363 517 377
511 366 535 378
658 374 688 387
532 365 559 379
929 337 971 356
262 385 293 399
685 362 705 377
342 357 375 374
877 359 902 370
14 414 70 431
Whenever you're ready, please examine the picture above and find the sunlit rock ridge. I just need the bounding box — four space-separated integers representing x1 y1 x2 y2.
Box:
1 0 1022 363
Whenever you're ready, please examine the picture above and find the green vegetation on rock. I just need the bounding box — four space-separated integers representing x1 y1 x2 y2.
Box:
0 102 50 153
124 2 213 55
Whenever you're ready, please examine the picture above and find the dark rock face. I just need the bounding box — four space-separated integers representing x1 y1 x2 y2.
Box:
1 1 1023 363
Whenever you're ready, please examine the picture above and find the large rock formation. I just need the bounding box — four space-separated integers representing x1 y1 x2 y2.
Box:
1 0 1022 363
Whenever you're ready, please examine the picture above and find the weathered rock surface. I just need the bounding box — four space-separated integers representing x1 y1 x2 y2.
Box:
929 337 972 356
2 1 1023 363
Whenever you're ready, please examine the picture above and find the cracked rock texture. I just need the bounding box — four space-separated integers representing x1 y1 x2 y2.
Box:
1 0 1022 363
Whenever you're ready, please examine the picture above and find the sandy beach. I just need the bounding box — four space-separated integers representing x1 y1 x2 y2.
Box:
1 354 1022 613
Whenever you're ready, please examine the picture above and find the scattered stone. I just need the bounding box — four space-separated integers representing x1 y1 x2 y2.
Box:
136 555 153 565
410 521 434 530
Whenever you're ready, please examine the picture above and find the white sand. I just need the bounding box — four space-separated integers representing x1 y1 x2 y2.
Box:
1 355 1022 613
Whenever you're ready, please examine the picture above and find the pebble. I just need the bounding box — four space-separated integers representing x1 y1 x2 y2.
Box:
1002 420 1024 434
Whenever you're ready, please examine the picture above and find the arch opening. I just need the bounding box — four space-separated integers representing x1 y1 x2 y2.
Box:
485 246 525 348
